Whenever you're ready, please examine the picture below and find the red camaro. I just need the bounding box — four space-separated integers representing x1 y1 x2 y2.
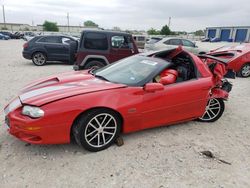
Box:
4 47 232 152
207 44 250 77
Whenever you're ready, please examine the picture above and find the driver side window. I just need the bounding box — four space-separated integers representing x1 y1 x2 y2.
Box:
111 35 132 49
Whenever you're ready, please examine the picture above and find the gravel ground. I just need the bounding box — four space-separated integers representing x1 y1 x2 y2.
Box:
0 40 249 188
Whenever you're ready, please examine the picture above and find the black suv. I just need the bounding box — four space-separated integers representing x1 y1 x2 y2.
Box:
22 35 78 66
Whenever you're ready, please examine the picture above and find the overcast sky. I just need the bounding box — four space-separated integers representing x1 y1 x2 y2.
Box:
1 0 250 31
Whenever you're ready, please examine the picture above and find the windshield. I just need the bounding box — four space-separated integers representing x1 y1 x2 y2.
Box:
94 56 167 86
146 38 162 44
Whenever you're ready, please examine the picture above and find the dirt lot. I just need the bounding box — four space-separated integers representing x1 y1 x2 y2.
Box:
0 40 249 188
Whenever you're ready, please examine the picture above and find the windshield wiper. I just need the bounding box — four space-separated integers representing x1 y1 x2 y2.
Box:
95 74 110 82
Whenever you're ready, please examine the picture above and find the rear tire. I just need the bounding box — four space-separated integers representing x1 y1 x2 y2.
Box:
73 109 121 152
239 63 250 77
198 98 225 122
32 52 47 66
84 60 105 70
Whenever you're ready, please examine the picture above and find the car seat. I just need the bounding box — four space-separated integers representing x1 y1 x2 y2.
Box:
159 69 178 85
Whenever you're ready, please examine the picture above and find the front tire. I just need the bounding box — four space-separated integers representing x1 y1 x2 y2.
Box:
239 63 250 77
198 98 225 122
32 52 47 66
73 109 121 152
84 60 105 70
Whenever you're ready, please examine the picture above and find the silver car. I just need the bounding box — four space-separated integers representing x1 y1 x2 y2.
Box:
144 37 206 55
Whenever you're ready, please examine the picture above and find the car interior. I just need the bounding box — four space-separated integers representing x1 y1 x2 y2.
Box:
152 49 197 84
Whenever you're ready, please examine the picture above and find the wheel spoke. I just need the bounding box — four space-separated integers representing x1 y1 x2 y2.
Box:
209 102 218 107
94 117 102 127
88 133 98 143
86 129 97 137
104 126 116 130
97 134 100 146
103 131 114 135
101 115 108 126
102 132 106 144
206 111 212 119
103 117 112 128
210 107 220 110
209 109 216 116
88 122 98 130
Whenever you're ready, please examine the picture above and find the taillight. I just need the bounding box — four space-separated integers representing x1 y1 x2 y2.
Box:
23 42 28 49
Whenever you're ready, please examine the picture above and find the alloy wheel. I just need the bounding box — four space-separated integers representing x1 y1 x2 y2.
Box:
199 98 221 121
33 53 46 65
241 64 250 77
84 113 117 148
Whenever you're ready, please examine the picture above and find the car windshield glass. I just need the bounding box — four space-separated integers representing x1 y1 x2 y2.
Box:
147 38 161 44
94 56 166 86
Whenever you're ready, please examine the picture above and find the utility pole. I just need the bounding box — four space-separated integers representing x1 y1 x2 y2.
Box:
168 17 171 28
2 4 6 29
67 12 70 33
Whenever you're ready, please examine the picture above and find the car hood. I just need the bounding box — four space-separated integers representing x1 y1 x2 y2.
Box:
18 70 126 106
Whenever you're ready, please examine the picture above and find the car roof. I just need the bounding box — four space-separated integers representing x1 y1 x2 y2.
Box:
81 29 131 36
33 35 76 40
161 37 192 41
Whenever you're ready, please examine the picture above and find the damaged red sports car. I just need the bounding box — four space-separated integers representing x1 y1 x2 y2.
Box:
207 44 250 77
4 47 233 152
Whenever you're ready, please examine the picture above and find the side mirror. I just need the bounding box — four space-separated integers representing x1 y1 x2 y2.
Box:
144 83 164 92
159 75 176 85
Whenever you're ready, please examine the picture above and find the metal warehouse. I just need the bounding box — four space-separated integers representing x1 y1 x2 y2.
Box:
205 26 250 42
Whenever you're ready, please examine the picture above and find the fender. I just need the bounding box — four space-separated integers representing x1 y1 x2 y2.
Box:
210 88 229 100
80 55 109 67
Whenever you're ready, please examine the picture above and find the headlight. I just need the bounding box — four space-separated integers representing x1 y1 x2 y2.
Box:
22 106 44 118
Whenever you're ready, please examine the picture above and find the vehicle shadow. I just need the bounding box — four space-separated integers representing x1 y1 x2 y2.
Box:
21 61 73 67
5 120 203 157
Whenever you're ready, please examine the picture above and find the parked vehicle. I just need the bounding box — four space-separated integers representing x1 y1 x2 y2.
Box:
14 32 24 39
74 30 139 70
23 32 37 41
133 35 147 49
206 44 250 77
144 37 206 55
22 35 78 66
146 37 163 44
0 31 20 39
0 33 10 40
4 47 232 152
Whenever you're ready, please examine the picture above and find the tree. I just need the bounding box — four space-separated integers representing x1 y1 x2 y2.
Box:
84 20 98 27
147 28 161 35
160 25 171 35
1 27 8 30
194 30 205 36
42 20 59 31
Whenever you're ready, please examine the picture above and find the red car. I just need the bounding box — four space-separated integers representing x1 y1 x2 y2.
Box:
207 44 250 77
4 47 232 152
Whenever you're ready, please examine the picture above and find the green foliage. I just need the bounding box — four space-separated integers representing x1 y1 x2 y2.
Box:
160 25 171 35
147 28 161 35
42 20 59 32
194 30 205 36
84 20 98 27
1 27 8 30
